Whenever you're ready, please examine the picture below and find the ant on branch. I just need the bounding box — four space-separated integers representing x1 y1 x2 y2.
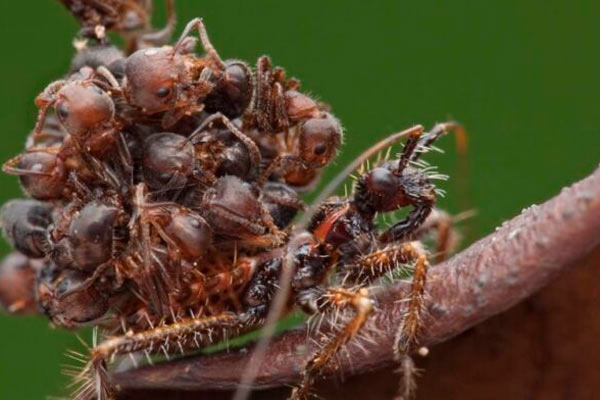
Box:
0 4 468 400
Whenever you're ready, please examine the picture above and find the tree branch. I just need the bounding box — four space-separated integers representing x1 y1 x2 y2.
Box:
112 165 600 394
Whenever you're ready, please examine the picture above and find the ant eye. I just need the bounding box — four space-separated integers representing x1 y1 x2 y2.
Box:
56 103 69 121
313 144 327 156
56 278 70 296
91 86 104 95
156 87 171 98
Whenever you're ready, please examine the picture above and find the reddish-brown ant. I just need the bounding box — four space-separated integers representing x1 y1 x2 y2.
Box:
58 0 176 52
0 5 468 400
123 18 253 128
244 56 344 190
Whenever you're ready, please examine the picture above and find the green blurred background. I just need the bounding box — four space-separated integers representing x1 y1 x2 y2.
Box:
0 0 598 398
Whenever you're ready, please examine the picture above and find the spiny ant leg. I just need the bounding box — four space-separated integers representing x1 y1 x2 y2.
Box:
411 121 465 162
340 241 430 399
74 312 247 400
291 287 373 400
398 129 424 170
341 241 428 285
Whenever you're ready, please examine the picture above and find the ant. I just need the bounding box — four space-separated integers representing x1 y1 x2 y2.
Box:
123 18 253 128
58 0 176 52
3 67 133 198
63 123 460 400
243 56 343 191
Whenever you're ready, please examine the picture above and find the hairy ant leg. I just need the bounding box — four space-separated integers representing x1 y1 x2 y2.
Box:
75 312 248 400
291 287 373 400
343 241 429 400
190 112 262 176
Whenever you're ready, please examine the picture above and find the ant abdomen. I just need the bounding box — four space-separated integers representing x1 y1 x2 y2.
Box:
1 199 53 258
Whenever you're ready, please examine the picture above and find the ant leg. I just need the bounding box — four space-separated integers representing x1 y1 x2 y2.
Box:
136 0 177 49
412 208 458 263
252 56 275 132
74 312 248 400
33 80 65 135
256 154 303 186
411 121 466 162
338 241 429 399
379 194 435 244
291 287 373 400
173 18 225 69
2 155 51 177
191 112 262 176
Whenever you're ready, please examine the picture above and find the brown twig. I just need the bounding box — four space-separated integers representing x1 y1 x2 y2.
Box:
112 165 600 394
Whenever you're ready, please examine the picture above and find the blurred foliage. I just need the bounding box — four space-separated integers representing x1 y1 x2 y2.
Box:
0 1 598 398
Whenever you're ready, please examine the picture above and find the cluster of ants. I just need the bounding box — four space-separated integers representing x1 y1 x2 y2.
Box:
0 1 463 399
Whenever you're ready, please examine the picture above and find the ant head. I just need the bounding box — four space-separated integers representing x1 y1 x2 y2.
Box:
1 199 53 259
205 60 253 118
357 161 435 214
298 113 343 168
125 47 182 114
66 201 121 272
54 82 115 138
5 151 66 200
160 207 213 261
141 132 195 189
36 266 108 328
0 252 39 315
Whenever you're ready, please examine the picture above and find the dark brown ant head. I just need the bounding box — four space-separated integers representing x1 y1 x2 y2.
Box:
202 176 266 239
263 182 303 229
53 201 121 272
35 81 115 140
4 151 66 200
205 60 253 118
158 207 213 261
356 161 436 214
124 47 183 114
298 112 343 168
36 266 108 328
0 252 40 315
1 200 53 258
142 132 195 189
